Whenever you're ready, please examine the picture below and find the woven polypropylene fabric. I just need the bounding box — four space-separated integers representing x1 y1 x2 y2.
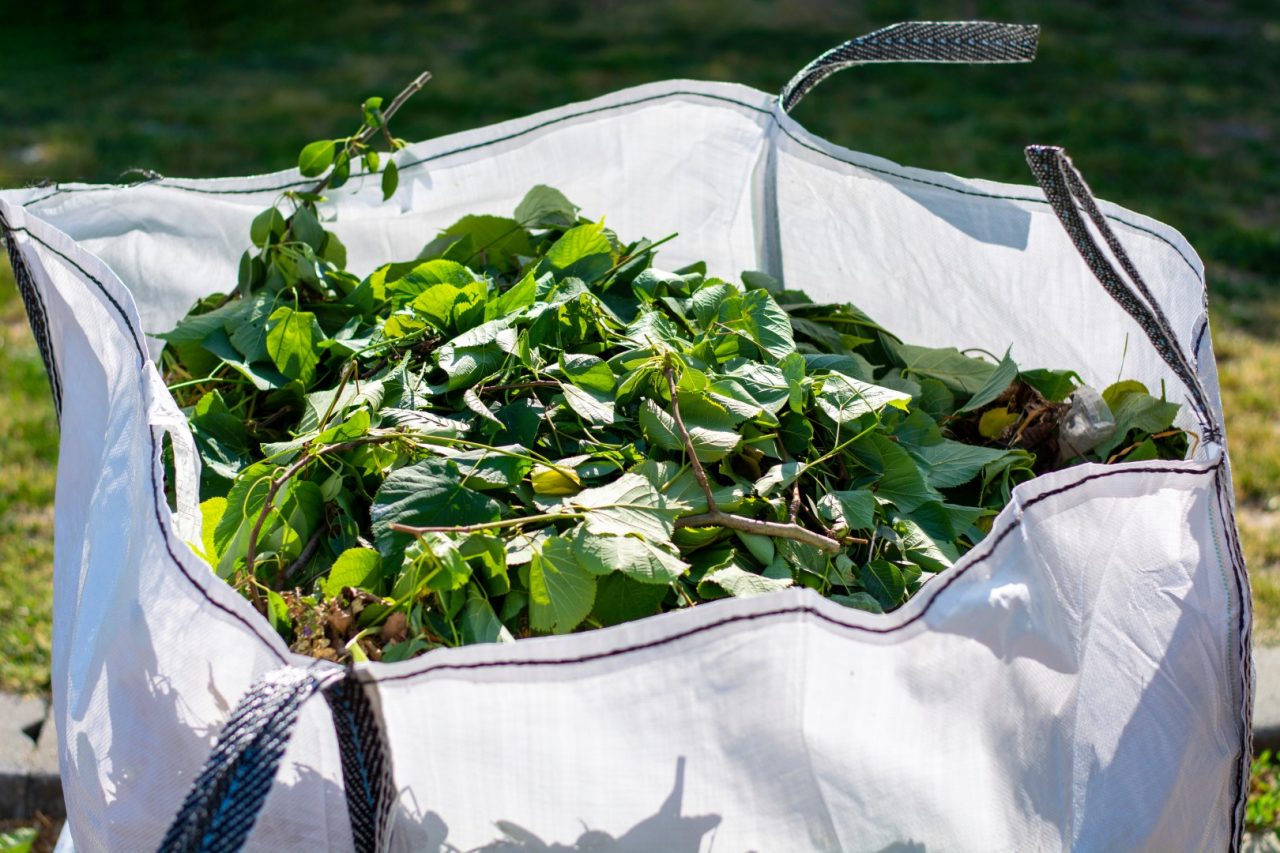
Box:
157 667 338 853
0 215 62 418
1024 145 1219 442
781 21 1039 111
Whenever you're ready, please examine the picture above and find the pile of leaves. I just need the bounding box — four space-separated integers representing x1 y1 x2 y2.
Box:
160 94 1188 663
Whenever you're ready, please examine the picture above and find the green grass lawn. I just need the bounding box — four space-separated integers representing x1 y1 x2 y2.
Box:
1 0 1278 692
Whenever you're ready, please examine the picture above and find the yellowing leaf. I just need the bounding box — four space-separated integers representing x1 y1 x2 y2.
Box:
979 407 1021 439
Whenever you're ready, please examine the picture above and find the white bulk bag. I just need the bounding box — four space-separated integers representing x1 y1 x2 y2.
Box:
0 22 1250 852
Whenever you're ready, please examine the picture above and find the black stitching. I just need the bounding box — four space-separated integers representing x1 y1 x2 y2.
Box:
17 89 1205 285
374 460 1220 685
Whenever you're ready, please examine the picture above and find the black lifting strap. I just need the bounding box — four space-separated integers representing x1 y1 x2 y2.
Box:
157 665 395 853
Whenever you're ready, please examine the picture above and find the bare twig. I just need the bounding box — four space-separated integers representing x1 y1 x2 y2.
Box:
390 512 581 537
480 380 561 395
675 512 841 554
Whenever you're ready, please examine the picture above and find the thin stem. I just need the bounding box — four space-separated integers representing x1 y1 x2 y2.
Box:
480 380 561 394
311 70 432 196
390 512 582 537
664 365 717 514
675 511 841 554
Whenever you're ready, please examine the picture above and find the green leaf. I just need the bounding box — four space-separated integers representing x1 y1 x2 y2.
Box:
739 289 795 359
815 374 911 424
515 185 579 229
852 434 942 512
592 572 669 626
571 527 688 583
323 548 381 599
560 353 615 394
979 407 1020 440
265 306 321 384
568 472 686 543
860 559 905 610
561 383 616 426
461 593 514 644
755 461 805 498
250 207 286 248
370 458 503 560
441 215 533 273
908 440 1014 489
544 221 613 281
1020 368 1080 402
298 140 337 177
0 826 36 853
958 349 1018 412
381 159 399 201
827 489 877 531
1096 382 1181 457
897 343 998 395
529 534 596 633
638 398 741 463
699 561 793 598
831 592 883 614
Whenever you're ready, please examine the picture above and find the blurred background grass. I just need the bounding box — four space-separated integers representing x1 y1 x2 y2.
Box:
1 0 1277 693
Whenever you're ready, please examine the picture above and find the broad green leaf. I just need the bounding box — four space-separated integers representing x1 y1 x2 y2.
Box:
851 434 942 512
592 572 670 626
755 461 805 498
698 561 792 599
638 398 741 463
560 353 615 394
861 559 905 610
825 489 877 531
441 214 533 272
815 374 911 424
571 527 688 583
195 497 226 566
568 472 686 543
740 289 795 359
631 460 747 515
370 458 502 560
529 534 596 633
461 593 514 644
250 207 286 247
1096 382 1181 457
908 440 1014 489
958 349 1018 413
897 343 998 395
296 139 337 175
515 185 579 229
531 464 582 496
544 221 613 280
323 548 381 599
831 592 883 614
265 306 321 384
1021 368 1080 402
561 383 616 426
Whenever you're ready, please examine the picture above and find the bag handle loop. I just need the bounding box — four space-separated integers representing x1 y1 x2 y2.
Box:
157 666 396 853
780 21 1039 112
1024 144 1220 443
